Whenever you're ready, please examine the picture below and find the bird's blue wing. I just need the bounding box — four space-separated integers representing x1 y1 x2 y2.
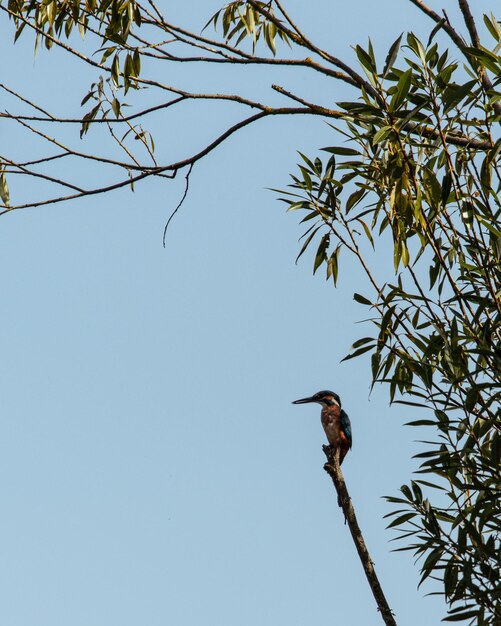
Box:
340 410 352 448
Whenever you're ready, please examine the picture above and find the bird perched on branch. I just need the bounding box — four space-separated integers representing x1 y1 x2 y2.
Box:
292 390 352 464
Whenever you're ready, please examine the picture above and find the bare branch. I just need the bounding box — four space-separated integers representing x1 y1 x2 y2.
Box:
0 155 85 192
0 82 56 119
0 106 312 213
272 84 345 115
162 163 193 246
323 446 398 626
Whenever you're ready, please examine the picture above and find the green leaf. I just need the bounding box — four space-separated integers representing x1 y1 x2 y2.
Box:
427 18 446 46
443 609 479 622
111 97 120 117
355 44 376 75
133 49 141 76
297 151 315 171
400 484 412 500
341 343 375 362
100 45 116 65
111 53 120 88
393 240 401 272
386 512 416 529
373 126 393 144
264 21 276 56
356 218 374 248
80 103 100 138
321 146 359 156
464 46 501 75
483 13 501 43
295 226 320 264
404 420 436 427
401 241 409 267
313 233 330 274
464 388 479 412
390 68 412 111
352 336 375 349
442 80 477 114
326 245 341 286
353 293 372 305
418 548 443 587
441 172 452 207
346 188 366 212
382 33 402 78
406 33 426 64
299 166 312 190
0 171 10 207
80 89 94 107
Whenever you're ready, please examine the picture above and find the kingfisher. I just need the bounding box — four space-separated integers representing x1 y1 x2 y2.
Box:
292 390 352 464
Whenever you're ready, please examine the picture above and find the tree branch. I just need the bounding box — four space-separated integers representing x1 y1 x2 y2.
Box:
0 106 311 213
323 445 398 626
407 0 501 117
245 0 376 97
457 0 481 47
407 0 466 49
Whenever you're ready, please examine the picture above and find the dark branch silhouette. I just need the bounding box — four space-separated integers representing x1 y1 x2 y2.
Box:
323 446 397 626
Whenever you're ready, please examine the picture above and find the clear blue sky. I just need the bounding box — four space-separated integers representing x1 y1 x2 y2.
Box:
0 2 494 625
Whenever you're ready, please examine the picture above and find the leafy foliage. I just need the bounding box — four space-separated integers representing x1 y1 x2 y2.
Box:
278 28 501 625
206 1 291 55
6 0 142 49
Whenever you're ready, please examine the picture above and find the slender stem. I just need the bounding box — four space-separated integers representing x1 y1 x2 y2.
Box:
323 445 397 626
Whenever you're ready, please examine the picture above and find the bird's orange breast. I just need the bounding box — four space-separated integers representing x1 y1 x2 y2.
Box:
321 406 344 447
320 405 351 464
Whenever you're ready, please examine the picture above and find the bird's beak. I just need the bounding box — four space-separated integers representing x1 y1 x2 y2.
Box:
292 396 316 404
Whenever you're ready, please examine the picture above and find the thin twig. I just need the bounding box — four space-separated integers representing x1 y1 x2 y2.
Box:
162 163 193 246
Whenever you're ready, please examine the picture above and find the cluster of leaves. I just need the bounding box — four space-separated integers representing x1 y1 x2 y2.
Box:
2 0 152 187
4 0 141 50
277 26 500 626
206 1 290 55
79 75 154 161
4 0 143 131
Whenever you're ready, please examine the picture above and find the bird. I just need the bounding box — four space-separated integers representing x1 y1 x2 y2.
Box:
292 390 352 464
